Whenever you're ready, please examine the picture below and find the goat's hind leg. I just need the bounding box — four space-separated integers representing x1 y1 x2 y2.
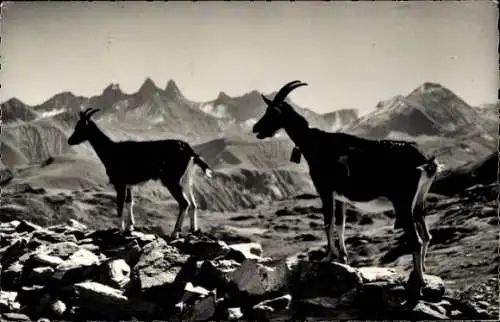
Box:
335 200 348 264
114 184 127 233
182 162 199 234
319 190 339 262
164 181 190 239
187 185 198 234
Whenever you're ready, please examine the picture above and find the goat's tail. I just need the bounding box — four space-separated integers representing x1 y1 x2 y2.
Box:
193 154 213 178
417 156 445 176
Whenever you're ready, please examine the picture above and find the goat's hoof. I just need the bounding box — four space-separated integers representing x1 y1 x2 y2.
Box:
400 297 419 311
190 229 201 236
170 232 181 240
321 253 335 262
338 255 348 265
120 229 133 237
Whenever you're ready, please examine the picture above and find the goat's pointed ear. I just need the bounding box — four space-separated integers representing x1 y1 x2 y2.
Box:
261 94 273 107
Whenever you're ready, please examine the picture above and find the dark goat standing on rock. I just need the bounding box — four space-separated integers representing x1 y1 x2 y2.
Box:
68 108 213 237
252 80 444 303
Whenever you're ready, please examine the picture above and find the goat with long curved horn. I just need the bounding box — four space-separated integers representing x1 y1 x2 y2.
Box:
261 80 308 107
252 80 443 308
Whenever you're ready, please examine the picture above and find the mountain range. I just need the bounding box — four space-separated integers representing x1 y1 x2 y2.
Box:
1 78 497 211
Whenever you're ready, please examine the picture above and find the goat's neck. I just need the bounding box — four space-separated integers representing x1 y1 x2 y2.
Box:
282 115 311 151
87 123 114 166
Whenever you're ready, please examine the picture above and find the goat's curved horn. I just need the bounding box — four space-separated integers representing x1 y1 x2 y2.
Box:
81 108 100 119
85 108 101 119
272 80 308 104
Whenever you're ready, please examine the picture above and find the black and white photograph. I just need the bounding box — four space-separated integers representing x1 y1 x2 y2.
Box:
0 1 498 320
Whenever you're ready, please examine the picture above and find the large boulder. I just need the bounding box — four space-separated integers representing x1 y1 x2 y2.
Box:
131 238 189 293
72 281 156 319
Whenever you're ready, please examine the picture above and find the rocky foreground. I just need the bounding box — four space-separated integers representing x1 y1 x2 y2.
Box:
0 219 496 321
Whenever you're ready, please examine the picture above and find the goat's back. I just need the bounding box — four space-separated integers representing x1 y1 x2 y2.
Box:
105 139 196 184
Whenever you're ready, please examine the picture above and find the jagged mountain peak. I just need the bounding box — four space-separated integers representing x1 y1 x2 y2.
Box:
165 79 183 99
138 77 160 96
44 91 77 102
418 82 445 91
1 97 37 123
103 82 122 94
410 82 456 99
4 97 26 107
216 91 232 102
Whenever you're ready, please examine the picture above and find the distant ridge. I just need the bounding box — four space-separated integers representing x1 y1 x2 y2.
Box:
1 80 497 213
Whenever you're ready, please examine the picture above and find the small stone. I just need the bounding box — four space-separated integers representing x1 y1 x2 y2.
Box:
184 282 211 297
477 300 490 308
32 253 65 267
18 285 46 306
181 292 217 321
77 238 94 245
36 318 51 322
421 274 446 302
290 260 363 299
68 219 88 230
50 300 67 317
16 220 44 233
357 266 403 284
412 301 449 319
45 241 81 259
53 249 100 281
79 243 100 252
229 259 289 297
32 229 78 244
195 259 240 291
102 259 131 289
129 231 156 244
183 238 231 260
28 266 55 284
227 307 243 320
0 237 29 268
1 312 31 321
0 291 20 312
253 294 292 312
228 242 264 261
1 262 24 289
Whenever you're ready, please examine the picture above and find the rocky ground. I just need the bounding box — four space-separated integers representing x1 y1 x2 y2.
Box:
0 182 498 322
0 177 498 321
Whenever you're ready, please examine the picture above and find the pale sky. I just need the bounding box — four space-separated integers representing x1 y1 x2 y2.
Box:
1 1 498 114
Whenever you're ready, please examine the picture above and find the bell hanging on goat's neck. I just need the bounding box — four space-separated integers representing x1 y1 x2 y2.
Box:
290 146 302 164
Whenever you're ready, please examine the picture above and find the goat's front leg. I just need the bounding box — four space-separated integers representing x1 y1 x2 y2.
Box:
187 190 199 234
125 187 135 232
114 184 127 232
319 189 339 262
334 199 348 264
395 201 426 305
